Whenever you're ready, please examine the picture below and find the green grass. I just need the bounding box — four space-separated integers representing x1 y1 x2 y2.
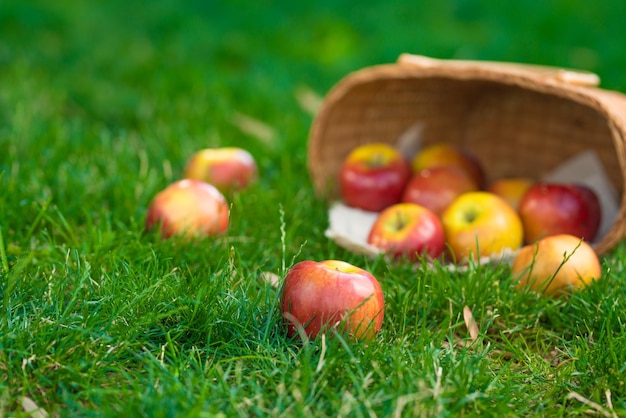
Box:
2 0 626 416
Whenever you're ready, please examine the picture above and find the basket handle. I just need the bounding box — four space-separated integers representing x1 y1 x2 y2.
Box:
397 53 600 87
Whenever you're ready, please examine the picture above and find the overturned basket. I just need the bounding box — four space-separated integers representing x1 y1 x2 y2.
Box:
308 54 626 256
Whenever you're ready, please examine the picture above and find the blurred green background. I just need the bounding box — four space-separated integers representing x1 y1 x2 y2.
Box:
3 0 625 139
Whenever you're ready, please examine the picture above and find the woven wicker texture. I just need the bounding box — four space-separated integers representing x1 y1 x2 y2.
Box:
308 54 626 255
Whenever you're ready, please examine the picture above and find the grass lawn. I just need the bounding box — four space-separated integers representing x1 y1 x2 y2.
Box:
2 0 626 416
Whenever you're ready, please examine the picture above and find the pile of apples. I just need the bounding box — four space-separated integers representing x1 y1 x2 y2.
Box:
340 142 602 261
339 142 603 295
145 147 258 239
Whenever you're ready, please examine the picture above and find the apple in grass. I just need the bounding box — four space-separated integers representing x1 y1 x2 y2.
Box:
339 143 411 212
441 191 524 263
401 166 478 216
367 203 445 261
518 183 601 244
183 147 258 193
280 260 384 341
145 179 229 239
411 143 485 188
512 234 601 297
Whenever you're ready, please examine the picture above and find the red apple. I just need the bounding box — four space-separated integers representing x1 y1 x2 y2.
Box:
411 143 485 188
145 179 229 239
280 260 385 340
401 166 478 216
441 191 524 263
512 234 601 297
518 183 601 244
487 177 534 211
367 203 445 261
183 147 258 192
339 143 411 212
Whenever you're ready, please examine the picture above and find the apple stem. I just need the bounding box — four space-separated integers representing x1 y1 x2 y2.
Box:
464 210 478 223
394 211 407 230
368 153 386 168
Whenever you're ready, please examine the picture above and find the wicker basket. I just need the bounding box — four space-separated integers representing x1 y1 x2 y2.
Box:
308 54 626 255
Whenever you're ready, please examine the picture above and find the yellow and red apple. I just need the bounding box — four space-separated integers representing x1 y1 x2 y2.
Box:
183 147 258 193
511 234 601 297
145 179 229 239
441 191 524 263
411 143 485 188
339 143 411 212
401 166 478 216
518 183 601 244
367 203 445 261
486 177 534 211
280 260 385 340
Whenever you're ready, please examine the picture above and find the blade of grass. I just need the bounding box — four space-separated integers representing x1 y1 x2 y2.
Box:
0 224 8 274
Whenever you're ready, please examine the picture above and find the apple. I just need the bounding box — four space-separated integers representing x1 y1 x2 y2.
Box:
441 191 524 263
401 166 478 216
183 147 258 192
487 177 534 211
145 179 229 239
280 260 385 340
411 143 485 188
367 203 445 261
518 183 601 244
511 234 601 297
339 143 411 212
